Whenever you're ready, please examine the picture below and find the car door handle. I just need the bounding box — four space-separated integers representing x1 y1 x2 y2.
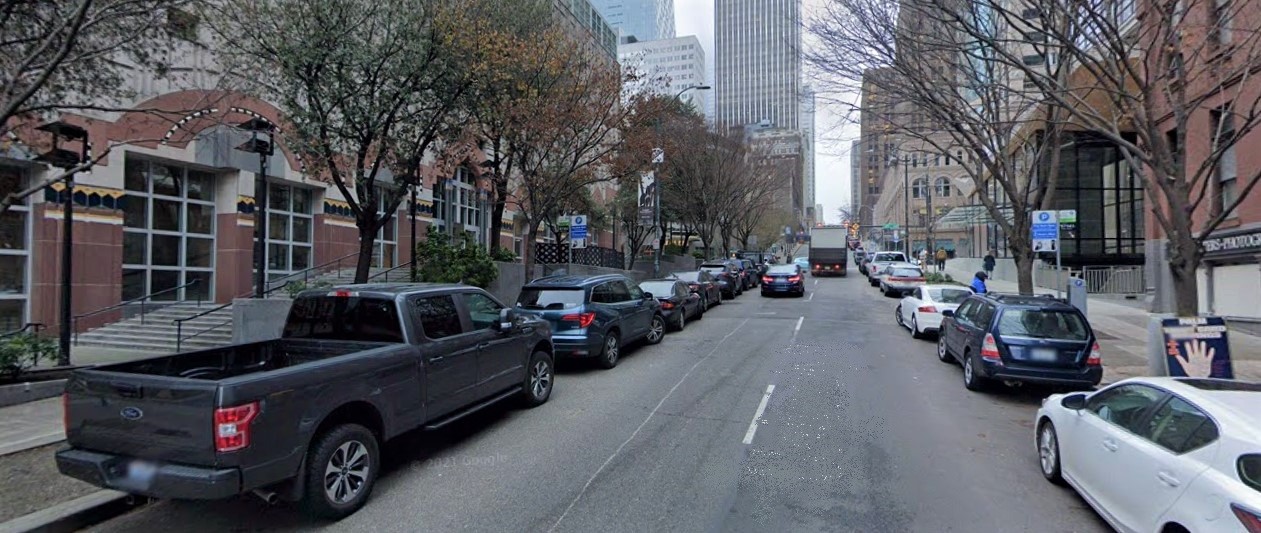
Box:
1157 471 1180 487
1102 439 1119 452
477 342 491 349
430 355 446 363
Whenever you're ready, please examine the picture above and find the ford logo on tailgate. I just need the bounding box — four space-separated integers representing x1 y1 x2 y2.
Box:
120 407 144 421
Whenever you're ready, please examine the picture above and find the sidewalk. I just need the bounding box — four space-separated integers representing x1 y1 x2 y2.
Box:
942 266 1261 384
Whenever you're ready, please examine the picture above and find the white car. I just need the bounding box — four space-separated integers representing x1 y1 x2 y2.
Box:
895 285 972 338
1035 377 1261 533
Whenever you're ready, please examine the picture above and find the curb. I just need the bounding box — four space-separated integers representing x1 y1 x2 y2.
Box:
0 380 66 409
0 435 64 458
0 490 142 533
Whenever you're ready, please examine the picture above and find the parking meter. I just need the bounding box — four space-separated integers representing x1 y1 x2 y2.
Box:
1067 276 1087 316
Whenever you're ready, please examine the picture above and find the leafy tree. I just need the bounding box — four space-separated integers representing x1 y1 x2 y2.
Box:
211 0 484 282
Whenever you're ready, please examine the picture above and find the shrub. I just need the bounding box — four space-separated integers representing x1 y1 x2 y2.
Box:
925 272 957 284
416 229 499 288
285 279 333 298
0 333 57 377
491 247 518 262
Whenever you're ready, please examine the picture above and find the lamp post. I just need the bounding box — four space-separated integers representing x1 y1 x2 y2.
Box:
236 118 276 298
35 121 89 367
409 181 418 282
653 84 710 278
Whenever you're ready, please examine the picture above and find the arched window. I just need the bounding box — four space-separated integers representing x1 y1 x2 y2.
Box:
935 177 953 197
912 177 930 199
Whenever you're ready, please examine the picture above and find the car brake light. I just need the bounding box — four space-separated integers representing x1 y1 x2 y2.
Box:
1087 341 1102 366
562 312 596 328
62 393 70 434
1232 504 1261 533
328 290 358 298
215 401 260 452
788 275 802 283
762 276 773 283
834 264 841 269
981 334 1002 362
660 301 675 309
918 305 937 313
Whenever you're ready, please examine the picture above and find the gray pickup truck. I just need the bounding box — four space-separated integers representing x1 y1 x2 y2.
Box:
56 283 553 519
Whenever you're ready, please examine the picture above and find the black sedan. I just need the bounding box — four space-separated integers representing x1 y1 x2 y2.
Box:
639 279 704 331
671 270 722 309
701 262 742 298
760 264 806 297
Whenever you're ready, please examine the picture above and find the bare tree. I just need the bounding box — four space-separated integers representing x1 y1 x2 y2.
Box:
807 0 1076 294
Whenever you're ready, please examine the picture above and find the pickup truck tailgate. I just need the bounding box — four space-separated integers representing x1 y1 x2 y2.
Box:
65 371 220 465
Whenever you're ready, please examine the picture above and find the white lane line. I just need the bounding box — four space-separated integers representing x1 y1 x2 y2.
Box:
813 279 819 286
547 317 752 533
794 316 804 334
806 292 814 302
742 385 776 444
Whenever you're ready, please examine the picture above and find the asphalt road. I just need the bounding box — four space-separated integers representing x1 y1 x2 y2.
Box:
87 274 1110 533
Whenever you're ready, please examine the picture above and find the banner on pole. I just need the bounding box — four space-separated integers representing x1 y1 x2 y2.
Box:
638 172 656 225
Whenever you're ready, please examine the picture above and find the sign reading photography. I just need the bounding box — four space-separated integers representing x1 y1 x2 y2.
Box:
1202 230 1261 256
1161 316 1234 379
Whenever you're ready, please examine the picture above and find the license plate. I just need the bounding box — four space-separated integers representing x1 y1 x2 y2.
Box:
125 460 158 488
1031 348 1057 362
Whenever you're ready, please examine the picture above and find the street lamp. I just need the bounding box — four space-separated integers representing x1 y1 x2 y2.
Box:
653 84 710 278
235 118 276 298
35 121 89 367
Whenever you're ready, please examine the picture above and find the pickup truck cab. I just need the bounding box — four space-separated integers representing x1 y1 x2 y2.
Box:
56 284 553 519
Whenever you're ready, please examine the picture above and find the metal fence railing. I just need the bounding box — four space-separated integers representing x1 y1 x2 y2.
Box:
1034 263 1145 294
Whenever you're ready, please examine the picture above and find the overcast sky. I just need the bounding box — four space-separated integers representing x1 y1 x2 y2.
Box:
674 0 861 224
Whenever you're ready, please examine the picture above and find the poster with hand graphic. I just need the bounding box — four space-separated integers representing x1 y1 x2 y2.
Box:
1161 317 1234 379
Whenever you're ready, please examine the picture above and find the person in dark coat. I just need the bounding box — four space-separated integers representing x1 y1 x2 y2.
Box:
983 250 996 277
970 271 989 294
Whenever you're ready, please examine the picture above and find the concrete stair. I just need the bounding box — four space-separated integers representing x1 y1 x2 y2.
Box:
75 303 236 353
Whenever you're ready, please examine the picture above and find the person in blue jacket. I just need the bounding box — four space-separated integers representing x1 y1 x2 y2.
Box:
970 271 988 294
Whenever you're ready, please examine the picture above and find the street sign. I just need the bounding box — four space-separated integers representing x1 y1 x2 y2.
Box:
570 214 587 240
651 147 664 164
571 238 587 249
1031 210 1059 252
557 216 570 230
1161 317 1233 378
1058 209 1078 239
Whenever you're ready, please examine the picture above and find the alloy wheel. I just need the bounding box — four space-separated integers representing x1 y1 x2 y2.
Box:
530 360 552 399
604 336 619 366
324 441 370 504
1039 425 1058 476
647 316 665 343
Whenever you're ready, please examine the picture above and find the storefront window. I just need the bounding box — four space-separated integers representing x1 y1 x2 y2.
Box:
0 168 29 330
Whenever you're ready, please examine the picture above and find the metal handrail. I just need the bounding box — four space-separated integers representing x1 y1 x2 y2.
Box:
366 261 415 283
173 281 291 352
73 279 201 344
1 322 45 339
261 251 360 293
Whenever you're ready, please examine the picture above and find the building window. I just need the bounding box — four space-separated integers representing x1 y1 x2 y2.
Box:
912 177 929 199
372 186 398 269
122 158 216 302
1022 54 1045 66
1212 0 1231 45
1212 108 1238 218
935 177 952 197
0 168 30 331
265 184 314 281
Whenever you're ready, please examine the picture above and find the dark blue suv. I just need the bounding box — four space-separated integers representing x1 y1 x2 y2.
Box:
515 274 665 369
937 294 1102 392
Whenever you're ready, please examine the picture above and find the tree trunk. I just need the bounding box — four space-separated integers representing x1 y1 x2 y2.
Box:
1168 232 1203 316
353 223 377 283
521 223 539 283
1012 250 1034 296
489 181 508 254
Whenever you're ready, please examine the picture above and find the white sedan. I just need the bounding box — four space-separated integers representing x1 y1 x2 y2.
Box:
895 284 972 338
1035 377 1261 533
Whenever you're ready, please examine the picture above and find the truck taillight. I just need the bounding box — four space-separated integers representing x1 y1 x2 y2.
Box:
215 401 260 453
1087 342 1102 366
981 334 1002 362
562 312 596 328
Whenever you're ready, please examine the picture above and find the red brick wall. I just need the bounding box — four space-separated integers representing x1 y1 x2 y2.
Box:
29 204 123 334
313 215 360 267
215 213 253 302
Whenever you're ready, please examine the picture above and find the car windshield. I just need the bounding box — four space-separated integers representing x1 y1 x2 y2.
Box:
997 309 1090 340
283 296 404 343
874 253 904 262
673 272 701 282
639 282 677 296
768 265 797 274
930 288 972 303
517 288 585 310
891 268 922 277
700 265 727 274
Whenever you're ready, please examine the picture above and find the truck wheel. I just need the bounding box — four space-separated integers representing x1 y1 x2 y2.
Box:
520 351 553 407
301 424 379 520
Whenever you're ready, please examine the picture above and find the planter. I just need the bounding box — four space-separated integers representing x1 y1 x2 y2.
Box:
0 366 85 408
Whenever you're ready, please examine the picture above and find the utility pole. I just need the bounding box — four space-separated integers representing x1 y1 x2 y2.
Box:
902 155 911 257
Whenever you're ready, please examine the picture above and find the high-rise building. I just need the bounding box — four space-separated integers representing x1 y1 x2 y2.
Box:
800 85 816 216
850 139 862 222
618 35 707 115
714 0 802 130
589 0 675 42
858 68 895 229
554 0 619 61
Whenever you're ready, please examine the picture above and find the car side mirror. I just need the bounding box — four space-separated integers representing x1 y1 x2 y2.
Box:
496 308 515 332
940 310 955 318
1061 393 1088 410
643 292 654 299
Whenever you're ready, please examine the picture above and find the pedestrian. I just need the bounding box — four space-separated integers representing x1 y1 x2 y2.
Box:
970 271 988 294
983 250 996 277
918 248 929 270
935 247 948 270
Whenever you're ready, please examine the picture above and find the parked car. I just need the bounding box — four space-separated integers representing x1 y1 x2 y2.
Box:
56 284 553 520
793 256 810 272
1034 377 1261 533
639 279 704 330
516 274 665 369
937 293 1103 392
896 285 972 338
739 259 761 288
701 262 742 298
854 248 867 267
670 270 722 309
866 251 910 286
878 264 927 297
761 264 806 297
